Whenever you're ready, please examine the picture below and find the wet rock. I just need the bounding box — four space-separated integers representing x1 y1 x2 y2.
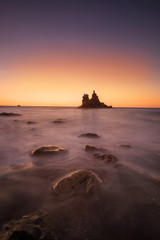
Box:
0 112 21 117
52 169 102 199
53 120 64 124
0 211 59 240
93 153 118 164
52 119 66 124
27 121 36 124
119 144 131 148
84 145 105 152
79 133 100 138
31 145 68 156
9 230 35 240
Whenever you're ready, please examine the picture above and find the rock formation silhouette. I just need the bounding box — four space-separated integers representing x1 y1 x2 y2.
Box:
80 90 112 108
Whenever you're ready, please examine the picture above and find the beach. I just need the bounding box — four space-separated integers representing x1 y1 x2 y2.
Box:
0 106 160 240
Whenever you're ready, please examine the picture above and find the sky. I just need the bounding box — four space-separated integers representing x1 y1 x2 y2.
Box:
0 0 160 107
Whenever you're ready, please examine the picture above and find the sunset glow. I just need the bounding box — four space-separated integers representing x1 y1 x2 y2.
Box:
0 1 159 107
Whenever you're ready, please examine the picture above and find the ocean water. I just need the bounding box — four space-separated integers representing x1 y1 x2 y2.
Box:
0 106 160 239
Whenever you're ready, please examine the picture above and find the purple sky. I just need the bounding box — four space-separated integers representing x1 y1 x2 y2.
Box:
0 0 160 106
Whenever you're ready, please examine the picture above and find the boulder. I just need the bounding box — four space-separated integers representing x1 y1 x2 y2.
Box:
79 133 100 138
93 153 118 164
0 112 21 116
31 146 68 156
52 169 102 198
84 145 105 152
0 211 59 240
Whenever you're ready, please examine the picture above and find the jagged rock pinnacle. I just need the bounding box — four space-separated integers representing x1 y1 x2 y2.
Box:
80 91 112 108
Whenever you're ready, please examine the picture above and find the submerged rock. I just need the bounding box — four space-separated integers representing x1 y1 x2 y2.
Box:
52 169 102 199
119 144 131 148
53 120 64 124
52 119 66 124
31 146 68 156
84 145 105 152
93 153 118 164
27 121 36 124
0 112 21 116
0 211 59 240
79 133 100 138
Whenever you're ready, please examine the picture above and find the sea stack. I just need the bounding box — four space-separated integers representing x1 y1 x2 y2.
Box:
80 90 112 108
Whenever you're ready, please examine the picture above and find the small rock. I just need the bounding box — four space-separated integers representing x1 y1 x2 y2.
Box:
27 121 36 124
53 120 64 124
31 145 68 156
52 169 102 199
84 145 105 152
53 119 66 124
93 153 118 164
119 144 131 148
79 133 100 138
0 112 21 116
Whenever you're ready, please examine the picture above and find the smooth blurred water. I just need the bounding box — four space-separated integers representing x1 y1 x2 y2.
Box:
0 107 160 239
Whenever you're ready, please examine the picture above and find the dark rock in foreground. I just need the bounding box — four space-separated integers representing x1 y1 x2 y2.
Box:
0 112 22 117
84 145 105 152
52 169 102 199
93 153 118 164
79 133 100 138
80 90 112 108
31 146 68 156
0 211 59 240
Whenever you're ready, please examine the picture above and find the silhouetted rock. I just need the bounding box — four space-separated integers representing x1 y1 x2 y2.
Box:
0 211 59 240
79 133 100 138
52 169 102 199
0 112 21 116
17 105 21 107
31 145 68 156
93 153 118 164
84 145 105 152
80 90 112 108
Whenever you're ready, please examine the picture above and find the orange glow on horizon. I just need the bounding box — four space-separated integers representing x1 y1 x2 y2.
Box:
0 48 159 107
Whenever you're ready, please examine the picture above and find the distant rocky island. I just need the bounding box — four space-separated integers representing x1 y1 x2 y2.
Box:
80 90 112 108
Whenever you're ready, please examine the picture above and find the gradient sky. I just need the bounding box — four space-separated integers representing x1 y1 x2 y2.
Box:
0 0 160 107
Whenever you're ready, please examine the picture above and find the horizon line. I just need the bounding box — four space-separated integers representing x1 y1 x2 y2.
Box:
0 105 160 109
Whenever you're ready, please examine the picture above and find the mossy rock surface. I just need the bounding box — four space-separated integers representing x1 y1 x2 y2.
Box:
0 211 60 240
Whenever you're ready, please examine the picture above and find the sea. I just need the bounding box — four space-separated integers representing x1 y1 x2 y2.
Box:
0 106 160 240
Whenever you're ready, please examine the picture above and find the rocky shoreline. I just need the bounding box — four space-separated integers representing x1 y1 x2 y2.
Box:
0 109 160 240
